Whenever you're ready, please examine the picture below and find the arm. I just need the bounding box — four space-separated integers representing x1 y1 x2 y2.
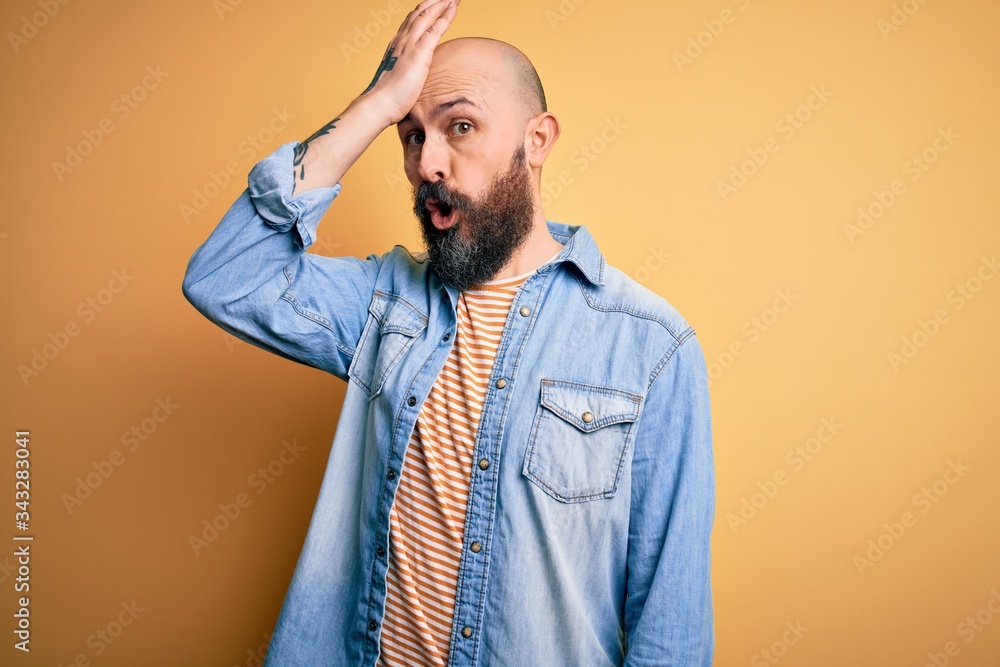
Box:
623 332 715 666
291 0 461 195
181 0 462 377
180 136 383 380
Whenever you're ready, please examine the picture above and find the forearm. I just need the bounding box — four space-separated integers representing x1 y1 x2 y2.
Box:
291 93 394 195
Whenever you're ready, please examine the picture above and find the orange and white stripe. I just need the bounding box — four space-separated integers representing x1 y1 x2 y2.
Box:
378 266 539 667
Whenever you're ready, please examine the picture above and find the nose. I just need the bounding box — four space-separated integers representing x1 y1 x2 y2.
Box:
415 134 450 184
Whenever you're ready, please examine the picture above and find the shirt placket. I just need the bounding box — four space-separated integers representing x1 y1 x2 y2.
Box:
364 287 463 666
446 271 548 666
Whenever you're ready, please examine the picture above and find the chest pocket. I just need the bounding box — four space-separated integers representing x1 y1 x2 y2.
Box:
348 291 427 400
522 378 643 503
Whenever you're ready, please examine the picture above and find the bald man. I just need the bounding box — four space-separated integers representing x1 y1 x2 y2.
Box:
182 1 715 665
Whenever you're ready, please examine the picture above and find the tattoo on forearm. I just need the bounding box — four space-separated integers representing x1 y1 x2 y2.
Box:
289 45 397 191
362 47 397 95
292 117 341 190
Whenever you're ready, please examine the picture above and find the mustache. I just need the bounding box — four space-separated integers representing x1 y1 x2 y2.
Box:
415 180 473 214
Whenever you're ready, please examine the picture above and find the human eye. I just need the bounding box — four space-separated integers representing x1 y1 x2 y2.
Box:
451 121 473 136
405 131 424 147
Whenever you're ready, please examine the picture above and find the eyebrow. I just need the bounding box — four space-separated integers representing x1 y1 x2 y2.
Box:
398 97 481 126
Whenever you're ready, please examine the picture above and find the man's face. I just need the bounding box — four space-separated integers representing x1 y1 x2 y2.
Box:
411 142 535 291
397 47 539 291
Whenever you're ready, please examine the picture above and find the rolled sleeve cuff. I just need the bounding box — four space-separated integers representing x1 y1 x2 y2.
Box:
247 140 342 250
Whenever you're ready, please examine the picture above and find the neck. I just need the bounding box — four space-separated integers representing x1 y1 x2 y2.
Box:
491 213 564 280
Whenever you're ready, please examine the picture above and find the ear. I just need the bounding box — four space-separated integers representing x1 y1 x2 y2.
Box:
524 112 560 170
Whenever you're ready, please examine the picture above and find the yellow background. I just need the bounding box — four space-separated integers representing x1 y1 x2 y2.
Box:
2 0 999 664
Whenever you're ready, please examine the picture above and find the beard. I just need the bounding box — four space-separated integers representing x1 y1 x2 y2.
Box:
412 143 536 292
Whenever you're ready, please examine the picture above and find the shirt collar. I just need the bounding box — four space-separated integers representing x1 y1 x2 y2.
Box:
544 220 606 287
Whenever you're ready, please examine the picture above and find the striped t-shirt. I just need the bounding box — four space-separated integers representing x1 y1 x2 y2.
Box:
377 257 555 666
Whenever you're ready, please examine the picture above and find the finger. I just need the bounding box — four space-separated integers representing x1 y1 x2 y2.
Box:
401 0 456 46
396 0 451 42
409 0 458 47
379 0 455 67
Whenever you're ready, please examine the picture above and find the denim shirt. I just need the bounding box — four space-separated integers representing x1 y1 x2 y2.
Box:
182 141 715 666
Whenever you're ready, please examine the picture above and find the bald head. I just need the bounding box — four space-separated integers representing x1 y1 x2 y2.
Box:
398 33 561 203
432 37 547 125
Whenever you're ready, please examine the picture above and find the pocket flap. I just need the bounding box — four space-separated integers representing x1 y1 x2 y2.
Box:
369 290 427 337
349 291 427 399
539 379 642 433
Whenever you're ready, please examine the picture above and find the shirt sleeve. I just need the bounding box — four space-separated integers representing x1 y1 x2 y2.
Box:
623 331 715 666
181 140 384 380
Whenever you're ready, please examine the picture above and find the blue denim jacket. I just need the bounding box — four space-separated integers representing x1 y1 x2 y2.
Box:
182 141 715 666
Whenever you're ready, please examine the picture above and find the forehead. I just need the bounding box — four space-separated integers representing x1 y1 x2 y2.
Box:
398 56 507 126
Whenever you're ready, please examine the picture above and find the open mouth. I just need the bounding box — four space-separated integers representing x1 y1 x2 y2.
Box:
426 197 458 230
